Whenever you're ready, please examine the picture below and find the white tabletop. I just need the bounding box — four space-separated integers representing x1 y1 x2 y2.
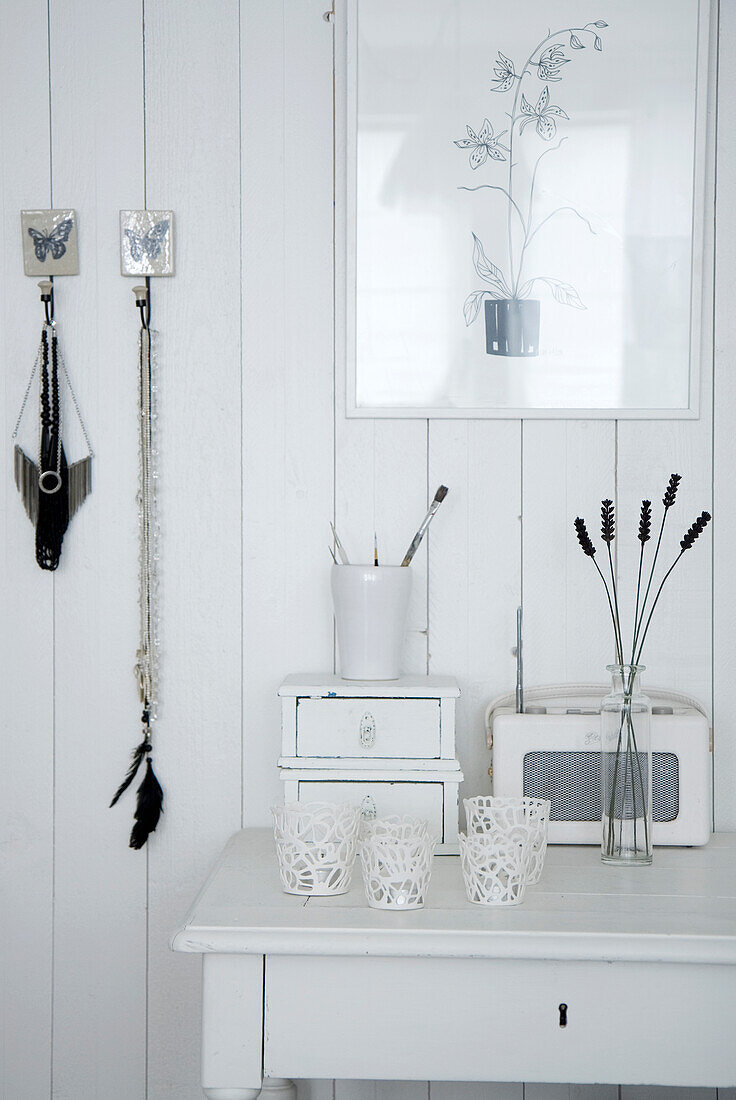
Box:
172 829 736 965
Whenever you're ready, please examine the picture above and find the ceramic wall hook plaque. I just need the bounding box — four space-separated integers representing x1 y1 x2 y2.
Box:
21 209 79 276
120 209 174 277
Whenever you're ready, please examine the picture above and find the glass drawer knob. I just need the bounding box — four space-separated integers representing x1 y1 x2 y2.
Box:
361 795 377 820
359 712 376 748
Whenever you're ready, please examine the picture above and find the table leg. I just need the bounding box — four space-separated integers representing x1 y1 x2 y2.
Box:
202 954 264 1099
258 1080 297 1099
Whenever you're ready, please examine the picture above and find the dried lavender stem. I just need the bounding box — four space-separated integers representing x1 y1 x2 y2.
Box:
631 541 645 663
605 543 625 666
633 508 667 656
592 556 624 666
634 551 684 667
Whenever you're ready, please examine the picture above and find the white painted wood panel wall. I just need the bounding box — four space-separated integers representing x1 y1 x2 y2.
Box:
0 1 732 1098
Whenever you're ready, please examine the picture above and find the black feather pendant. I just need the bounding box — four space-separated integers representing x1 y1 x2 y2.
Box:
109 736 152 808
129 758 164 850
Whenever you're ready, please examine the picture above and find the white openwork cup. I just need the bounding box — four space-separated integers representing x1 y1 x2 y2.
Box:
360 813 430 843
464 795 551 885
458 831 527 906
360 823 437 910
271 801 362 896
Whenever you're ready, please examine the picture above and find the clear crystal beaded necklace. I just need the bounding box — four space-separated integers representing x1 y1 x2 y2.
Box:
110 283 163 849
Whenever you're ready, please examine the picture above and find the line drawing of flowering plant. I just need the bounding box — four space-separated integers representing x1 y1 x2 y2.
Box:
454 20 608 350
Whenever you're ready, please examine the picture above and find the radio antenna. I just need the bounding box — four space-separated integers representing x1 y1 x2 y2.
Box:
515 606 523 713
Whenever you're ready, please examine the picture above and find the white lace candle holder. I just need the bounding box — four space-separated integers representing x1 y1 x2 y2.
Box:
271 801 362 896
464 795 551 885
458 832 527 906
360 830 437 910
360 813 430 843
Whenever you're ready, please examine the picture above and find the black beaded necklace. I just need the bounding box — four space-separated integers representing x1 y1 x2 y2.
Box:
13 319 92 570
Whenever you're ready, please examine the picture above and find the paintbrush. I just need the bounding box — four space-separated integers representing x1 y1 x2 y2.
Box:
374 531 379 567
400 485 449 567
329 521 351 565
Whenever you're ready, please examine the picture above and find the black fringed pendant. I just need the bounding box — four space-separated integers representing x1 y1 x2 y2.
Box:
13 322 92 570
111 288 164 849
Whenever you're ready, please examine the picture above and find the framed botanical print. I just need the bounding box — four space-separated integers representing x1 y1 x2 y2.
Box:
341 0 713 418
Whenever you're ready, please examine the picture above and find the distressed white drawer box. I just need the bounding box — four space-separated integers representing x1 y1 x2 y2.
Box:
278 675 463 851
281 769 461 850
279 674 459 760
295 696 440 759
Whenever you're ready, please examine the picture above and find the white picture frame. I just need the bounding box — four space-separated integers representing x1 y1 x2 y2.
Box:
339 0 714 419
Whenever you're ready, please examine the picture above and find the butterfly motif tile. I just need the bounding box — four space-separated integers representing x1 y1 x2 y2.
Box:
21 210 79 276
120 210 174 277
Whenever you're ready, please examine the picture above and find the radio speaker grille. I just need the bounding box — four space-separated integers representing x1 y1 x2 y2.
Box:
522 751 679 822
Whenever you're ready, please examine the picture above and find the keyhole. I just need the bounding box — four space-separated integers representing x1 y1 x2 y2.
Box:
558 1003 568 1028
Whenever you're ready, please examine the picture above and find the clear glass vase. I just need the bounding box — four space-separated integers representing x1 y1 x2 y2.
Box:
601 665 652 865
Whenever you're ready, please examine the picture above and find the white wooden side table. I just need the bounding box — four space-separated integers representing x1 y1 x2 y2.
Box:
172 828 736 1098
278 674 463 850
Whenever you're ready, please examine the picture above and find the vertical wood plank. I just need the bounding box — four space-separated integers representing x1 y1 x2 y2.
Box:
522 422 617 687
713 0 736 828
297 1083 335 1100
144 0 243 1095
430 1083 524 1099
525 1089 618 1100
621 1089 715 1100
336 1084 428 1099
48 1 148 1096
0 3 54 1097
242 0 336 826
428 420 522 807
333 2 429 677
618 0 716 789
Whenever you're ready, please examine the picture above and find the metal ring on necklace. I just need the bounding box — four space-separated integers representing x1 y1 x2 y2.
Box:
39 470 62 494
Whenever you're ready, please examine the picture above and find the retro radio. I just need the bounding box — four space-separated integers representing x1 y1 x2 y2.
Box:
487 684 712 846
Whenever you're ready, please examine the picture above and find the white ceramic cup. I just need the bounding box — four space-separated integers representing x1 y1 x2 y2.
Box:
331 563 412 680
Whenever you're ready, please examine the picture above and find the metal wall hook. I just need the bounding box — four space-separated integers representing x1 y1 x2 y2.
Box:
132 282 150 329
38 278 54 324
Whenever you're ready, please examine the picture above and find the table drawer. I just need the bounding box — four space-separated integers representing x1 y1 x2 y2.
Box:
295 697 441 759
265 956 736 1086
296 779 445 839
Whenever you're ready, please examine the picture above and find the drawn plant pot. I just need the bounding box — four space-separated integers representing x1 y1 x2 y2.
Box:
484 298 540 358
